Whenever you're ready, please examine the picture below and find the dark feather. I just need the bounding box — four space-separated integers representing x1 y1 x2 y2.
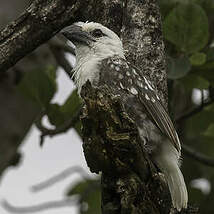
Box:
98 56 181 153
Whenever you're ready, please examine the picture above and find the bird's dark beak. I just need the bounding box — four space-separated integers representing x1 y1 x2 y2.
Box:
61 24 95 45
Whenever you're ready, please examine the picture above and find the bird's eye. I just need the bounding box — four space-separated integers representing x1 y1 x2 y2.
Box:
91 29 105 38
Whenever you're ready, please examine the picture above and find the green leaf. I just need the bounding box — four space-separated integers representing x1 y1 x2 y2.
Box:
181 74 209 91
206 47 214 62
185 102 214 143
46 66 57 83
185 106 214 139
195 69 214 86
61 89 81 118
200 0 214 15
67 179 101 214
203 123 214 137
189 52 206 66
67 179 100 196
46 90 81 132
158 0 176 19
61 90 82 135
188 186 204 205
74 121 82 137
167 56 191 79
47 103 65 127
163 3 209 53
81 190 101 214
192 60 214 85
17 69 57 108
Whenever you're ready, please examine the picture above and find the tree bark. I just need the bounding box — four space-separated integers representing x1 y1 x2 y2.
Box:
0 0 199 213
81 82 172 213
79 0 198 213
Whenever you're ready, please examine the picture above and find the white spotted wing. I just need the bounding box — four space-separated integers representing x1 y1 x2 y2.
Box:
99 56 181 153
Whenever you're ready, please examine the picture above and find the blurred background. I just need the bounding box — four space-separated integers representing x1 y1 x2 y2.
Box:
0 0 214 213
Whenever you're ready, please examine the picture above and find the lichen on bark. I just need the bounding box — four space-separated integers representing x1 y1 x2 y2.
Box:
80 82 172 213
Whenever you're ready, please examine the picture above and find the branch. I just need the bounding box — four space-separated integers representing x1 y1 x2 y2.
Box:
31 166 90 192
176 97 214 123
0 0 96 73
1 198 78 214
177 92 214 166
182 144 214 167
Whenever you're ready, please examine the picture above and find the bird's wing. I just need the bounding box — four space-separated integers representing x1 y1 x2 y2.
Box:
99 56 181 152
138 83 181 152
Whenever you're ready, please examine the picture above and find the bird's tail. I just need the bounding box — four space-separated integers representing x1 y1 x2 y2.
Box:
154 140 188 211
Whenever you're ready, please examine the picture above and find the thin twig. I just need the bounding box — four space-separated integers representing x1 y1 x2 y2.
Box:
31 166 90 192
1 197 78 214
2 179 100 214
201 90 204 106
182 144 214 167
35 109 81 146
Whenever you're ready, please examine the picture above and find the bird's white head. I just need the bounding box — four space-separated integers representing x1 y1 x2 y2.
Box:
61 22 125 93
62 22 124 60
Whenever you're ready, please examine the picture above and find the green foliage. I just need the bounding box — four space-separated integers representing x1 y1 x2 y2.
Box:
185 107 214 139
61 89 81 119
160 0 214 212
158 0 176 18
206 48 214 62
203 123 214 137
163 3 209 53
67 178 101 214
188 187 204 205
17 67 57 108
195 66 214 86
47 89 81 127
61 90 82 135
181 74 209 91
189 52 206 66
167 55 191 79
47 103 65 127
47 89 82 135
18 66 81 135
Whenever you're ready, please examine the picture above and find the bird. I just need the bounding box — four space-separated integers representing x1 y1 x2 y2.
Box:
61 21 188 211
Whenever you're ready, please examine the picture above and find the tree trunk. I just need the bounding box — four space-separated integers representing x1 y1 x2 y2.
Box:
0 0 199 213
79 0 198 213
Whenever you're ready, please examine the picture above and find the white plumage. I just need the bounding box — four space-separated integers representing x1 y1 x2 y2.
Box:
70 22 125 93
